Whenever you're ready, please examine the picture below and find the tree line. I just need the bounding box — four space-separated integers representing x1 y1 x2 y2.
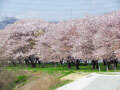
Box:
0 10 120 69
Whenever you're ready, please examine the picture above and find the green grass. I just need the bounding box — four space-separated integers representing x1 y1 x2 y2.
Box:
14 75 28 84
5 63 120 90
6 63 120 76
12 75 29 90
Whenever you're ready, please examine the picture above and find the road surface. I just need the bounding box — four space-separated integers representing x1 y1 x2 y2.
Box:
56 73 120 90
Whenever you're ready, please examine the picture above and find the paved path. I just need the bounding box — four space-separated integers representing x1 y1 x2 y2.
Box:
56 73 120 90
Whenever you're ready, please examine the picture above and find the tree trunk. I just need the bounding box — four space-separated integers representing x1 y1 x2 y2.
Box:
106 61 110 69
84 61 87 66
31 62 36 68
92 60 99 69
67 61 71 69
103 60 106 65
25 59 29 66
115 59 118 67
12 61 16 67
92 60 95 69
60 60 63 65
96 61 99 69
104 60 110 70
75 60 79 69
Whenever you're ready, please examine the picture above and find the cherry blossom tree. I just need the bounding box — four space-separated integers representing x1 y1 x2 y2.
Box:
0 10 120 69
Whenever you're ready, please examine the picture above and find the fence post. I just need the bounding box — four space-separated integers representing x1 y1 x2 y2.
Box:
114 67 116 72
107 66 109 72
99 66 100 72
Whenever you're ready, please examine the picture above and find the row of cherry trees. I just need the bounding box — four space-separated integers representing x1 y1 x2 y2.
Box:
0 10 120 69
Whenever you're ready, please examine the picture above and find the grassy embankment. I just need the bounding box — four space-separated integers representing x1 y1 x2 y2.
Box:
4 63 120 90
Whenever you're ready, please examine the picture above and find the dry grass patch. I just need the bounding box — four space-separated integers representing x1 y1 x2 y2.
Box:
61 72 89 81
16 72 61 90
0 69 29 90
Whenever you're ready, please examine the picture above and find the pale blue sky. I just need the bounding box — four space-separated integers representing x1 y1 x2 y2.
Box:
0 0 120 21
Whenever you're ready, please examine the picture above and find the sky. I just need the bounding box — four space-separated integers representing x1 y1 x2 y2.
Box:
0 0 120 21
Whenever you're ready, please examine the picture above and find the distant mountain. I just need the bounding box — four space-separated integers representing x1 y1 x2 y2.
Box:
0 17 18 30
49 21 59 24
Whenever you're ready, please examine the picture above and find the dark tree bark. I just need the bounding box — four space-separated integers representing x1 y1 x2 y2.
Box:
110 59 118 70
75 59 80 69
96 61 99 69
115 59 118 67
84 61 87 66
92 60 95 69
28 55 38 68
106 61 110 69
31 62 36 68
103 60 110 70
103 60 106 65
38 60 41 64
12 61 16 67
108 62 110 69
24 58 29 66
60 60 63 65
67 61 71 69
92 60 98 69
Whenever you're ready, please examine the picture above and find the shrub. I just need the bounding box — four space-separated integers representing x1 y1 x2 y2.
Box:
0 69 29 90
15 75 28 84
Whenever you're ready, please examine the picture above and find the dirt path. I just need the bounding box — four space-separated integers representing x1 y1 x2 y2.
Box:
61 72 89 81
